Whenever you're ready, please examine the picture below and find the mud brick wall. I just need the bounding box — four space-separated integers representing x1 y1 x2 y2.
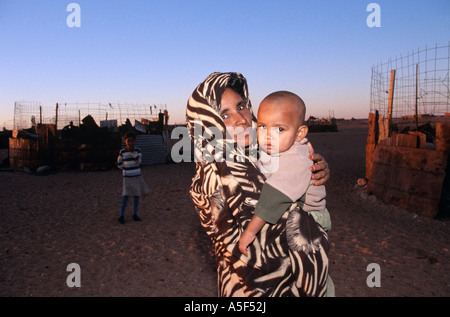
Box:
368 144 448 217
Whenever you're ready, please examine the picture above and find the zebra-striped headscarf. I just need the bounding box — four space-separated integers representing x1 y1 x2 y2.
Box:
186 72 329 297
187 72 259 164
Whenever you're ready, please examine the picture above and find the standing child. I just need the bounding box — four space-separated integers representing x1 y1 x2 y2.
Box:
117 132 149 224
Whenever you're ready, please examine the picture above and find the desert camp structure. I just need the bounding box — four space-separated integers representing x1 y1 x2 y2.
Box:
366 43 450 218
7 102 170 172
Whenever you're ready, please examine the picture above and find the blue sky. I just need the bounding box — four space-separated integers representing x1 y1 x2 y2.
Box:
1 0 449 128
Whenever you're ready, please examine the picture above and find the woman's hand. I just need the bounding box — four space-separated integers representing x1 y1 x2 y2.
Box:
307 142 330 186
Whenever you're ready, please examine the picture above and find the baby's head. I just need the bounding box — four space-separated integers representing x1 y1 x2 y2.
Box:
257 91 308 154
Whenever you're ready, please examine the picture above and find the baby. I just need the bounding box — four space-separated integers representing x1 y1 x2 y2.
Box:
239 91 329 256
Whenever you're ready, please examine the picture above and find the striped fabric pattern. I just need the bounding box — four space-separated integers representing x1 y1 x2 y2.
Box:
117 147 142 177
186 72 329 297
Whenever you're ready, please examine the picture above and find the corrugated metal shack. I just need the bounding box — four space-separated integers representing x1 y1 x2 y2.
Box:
131 134 167 165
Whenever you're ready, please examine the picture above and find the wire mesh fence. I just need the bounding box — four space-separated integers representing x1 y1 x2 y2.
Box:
13 101 167 130
370 42 450 127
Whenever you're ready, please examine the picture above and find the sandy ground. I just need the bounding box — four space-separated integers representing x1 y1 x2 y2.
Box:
0 120 449 297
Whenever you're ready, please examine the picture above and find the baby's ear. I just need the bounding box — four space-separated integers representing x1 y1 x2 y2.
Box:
296 125 308 142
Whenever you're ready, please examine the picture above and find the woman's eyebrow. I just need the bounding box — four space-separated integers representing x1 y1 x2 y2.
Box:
237 100 246 107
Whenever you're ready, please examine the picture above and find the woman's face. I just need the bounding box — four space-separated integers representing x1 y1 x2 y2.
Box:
220 88 253 146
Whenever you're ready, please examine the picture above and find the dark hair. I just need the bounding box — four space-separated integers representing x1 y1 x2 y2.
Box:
227 75 246 101
124 131 136 141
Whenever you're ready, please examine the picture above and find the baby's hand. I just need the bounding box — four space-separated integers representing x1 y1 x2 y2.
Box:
239 231 256 257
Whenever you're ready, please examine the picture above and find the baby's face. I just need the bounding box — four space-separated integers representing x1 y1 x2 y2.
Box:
257 100 302 154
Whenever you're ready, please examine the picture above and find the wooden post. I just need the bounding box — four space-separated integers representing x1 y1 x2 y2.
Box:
388 69 396 136
415 64 419 132
55 103 59 131
366 111 379 180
